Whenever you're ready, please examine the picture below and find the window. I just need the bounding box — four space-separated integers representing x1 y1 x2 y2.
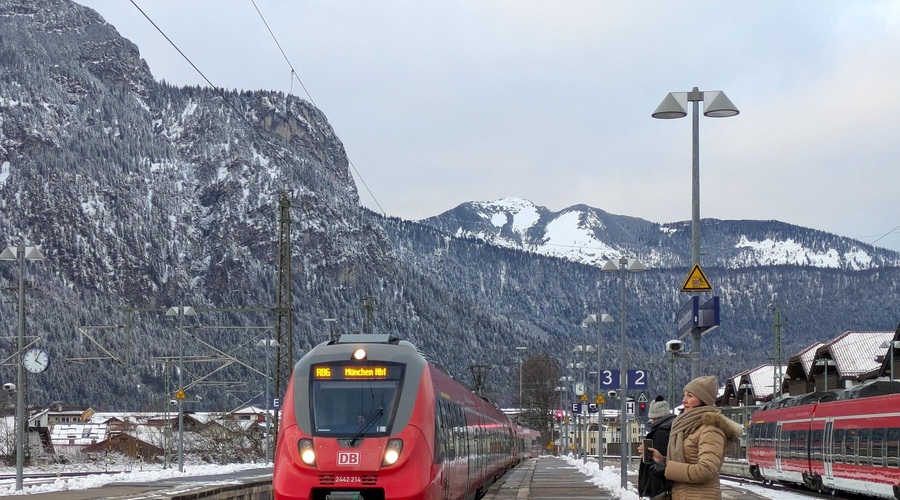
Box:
833 429 844 464
844 428 857 465
858 428 871 466
872 428 885 467
311 379 400 436
886 428 900 468
811 429 823 461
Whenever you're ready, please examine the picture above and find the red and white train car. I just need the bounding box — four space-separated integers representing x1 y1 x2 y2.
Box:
749 392 900 498
273 333 536 500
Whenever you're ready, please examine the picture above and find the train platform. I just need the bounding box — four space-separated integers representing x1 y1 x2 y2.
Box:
483 456 775 500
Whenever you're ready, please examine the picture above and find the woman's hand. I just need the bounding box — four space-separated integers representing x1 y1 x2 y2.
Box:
650 448 665 464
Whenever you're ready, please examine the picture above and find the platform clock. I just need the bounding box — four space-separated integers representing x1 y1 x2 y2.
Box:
23 348 50 374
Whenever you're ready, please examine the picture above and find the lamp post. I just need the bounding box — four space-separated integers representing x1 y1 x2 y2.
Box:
602 257 645 488
584 313 613 469
166 306 196 472
558 376 574 453
653 87 739 380
515 346 527 412
257 337 280 462
0 242 43 491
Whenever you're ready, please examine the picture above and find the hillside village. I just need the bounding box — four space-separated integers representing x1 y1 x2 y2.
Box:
1 404 272 467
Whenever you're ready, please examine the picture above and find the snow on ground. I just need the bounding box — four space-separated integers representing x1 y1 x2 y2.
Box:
558 455 814 500
0 460 270 496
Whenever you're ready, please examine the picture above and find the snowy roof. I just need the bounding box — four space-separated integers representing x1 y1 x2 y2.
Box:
817 331 894 378
50 422 108 446
797 342 825 377
746 365 788 398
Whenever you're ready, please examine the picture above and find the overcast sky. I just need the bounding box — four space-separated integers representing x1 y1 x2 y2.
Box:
75 1 900 252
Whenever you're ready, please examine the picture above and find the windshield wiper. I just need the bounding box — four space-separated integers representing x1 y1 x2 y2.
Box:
349 406 384 446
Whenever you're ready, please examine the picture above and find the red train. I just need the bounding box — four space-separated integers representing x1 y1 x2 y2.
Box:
748 387 900 498
273 333 539 500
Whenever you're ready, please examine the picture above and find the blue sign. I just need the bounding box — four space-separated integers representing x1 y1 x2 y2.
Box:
571 403 582 414
677 296 700 338
627 370 649 389
699 296 720 335
598 369 620 389
588 403 598 414
272 398 281 409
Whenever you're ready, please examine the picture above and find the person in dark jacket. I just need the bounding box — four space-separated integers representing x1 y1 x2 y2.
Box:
638 396 675 499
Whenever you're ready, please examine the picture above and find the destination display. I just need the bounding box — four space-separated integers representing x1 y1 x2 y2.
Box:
312 363 403 380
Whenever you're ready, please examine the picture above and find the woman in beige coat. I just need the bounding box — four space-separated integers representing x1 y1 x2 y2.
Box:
649 376 742 500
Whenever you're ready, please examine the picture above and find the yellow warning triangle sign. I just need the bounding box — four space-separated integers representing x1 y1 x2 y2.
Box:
175 389 186 400
681 264 712 292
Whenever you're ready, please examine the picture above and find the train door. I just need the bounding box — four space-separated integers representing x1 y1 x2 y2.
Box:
774 422 783 472
823 419 834 481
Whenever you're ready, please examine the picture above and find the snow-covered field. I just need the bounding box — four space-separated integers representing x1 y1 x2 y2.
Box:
0 458 270 496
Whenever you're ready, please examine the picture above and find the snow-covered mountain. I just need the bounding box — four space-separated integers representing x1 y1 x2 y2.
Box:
3 0 899 413
419 197 900 271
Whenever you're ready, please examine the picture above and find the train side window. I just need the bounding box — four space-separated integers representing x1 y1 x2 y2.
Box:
844 428 857 465
798 431 808 460
887 428 900 468
811 429 823 461
872 428 885 467
767 423 776 448
858 428 871 466
832 429 844 464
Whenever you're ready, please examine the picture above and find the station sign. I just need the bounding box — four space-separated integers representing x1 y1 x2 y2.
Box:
571 403 582 414
598 369 650 389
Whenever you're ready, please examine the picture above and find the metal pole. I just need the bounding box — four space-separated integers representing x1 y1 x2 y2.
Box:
265 336 271 463
619 258 628 489
596 322 603 470
690 87 702 381
15 243 25 491
177 310 184 472
668 353 675 407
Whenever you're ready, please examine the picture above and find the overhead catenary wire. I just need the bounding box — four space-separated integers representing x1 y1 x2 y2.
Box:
248 0 385 216
127 1 385 215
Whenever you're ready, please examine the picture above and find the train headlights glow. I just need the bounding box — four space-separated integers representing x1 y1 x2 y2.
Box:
382 438 403 466
298 438 316 465
352 348 367 361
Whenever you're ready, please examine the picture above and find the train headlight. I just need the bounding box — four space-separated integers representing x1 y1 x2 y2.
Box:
382 438 403 466
352 348 367 361
298 438 316 466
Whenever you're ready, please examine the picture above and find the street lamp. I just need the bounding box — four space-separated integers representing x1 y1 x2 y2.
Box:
166 305 197 472
257 336 280 463
0 242 43 491
653 87 739 380
558 375 574 454
602 257 645 488
583 312 612 469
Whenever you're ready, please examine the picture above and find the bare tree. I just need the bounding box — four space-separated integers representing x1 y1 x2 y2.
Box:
519 354 561 448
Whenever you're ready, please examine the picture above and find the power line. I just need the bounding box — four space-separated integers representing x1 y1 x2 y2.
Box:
247 0 385 216
127 0 271 144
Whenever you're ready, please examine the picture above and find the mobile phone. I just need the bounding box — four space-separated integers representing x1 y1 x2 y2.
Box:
643 439 654 463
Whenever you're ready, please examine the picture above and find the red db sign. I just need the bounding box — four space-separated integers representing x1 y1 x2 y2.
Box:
337 451 360 466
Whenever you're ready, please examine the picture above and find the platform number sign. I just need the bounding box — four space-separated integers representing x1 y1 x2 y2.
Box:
598 369 649 389
598 370 620 389
571 403 582 414
627 370 649 389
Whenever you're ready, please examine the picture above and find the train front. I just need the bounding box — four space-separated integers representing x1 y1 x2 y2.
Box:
273 334 436 500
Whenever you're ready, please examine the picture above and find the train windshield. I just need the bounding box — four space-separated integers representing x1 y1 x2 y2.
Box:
310 379 401 436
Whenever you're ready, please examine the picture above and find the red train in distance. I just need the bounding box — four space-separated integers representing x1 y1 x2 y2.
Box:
748 387 900 499
273 333 539 500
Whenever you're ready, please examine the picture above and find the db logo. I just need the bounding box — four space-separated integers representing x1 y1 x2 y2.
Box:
337 451 360 466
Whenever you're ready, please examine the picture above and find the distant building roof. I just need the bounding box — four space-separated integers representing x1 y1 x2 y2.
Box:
816 331 894 379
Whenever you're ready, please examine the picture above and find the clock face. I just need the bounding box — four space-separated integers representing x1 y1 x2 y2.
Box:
23 348 50 374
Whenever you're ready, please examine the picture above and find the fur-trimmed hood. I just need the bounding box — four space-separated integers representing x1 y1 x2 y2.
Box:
701 410 743 442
